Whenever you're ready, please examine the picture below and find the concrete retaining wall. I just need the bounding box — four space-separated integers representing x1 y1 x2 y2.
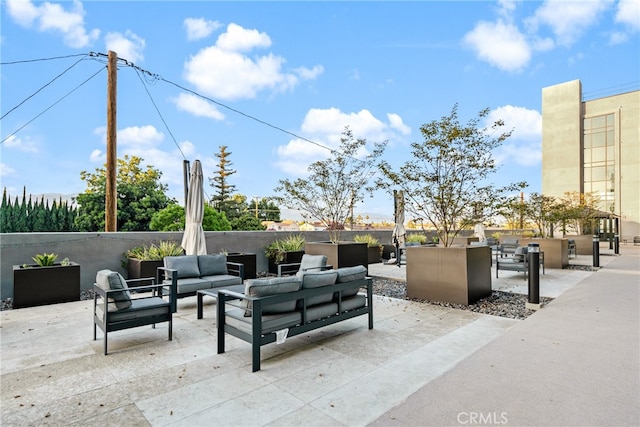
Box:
1 230 407 299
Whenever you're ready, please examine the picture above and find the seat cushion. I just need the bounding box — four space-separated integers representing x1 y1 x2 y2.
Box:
202 275 243 288
226 308 302 335
96 297 170 322
164 255 200 278
336 265 367 297
513 246 528 262
243 277 302 316
198 254 228 276
95 269 132 311
295 254 328 279
300 270 338 306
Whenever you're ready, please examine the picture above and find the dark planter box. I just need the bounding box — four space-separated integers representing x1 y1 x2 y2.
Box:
366 246 382 264
227 253 257 279
127 259 163 286
406 246 491 305
268 251 304 275
304 241 368 273
13 262 80 308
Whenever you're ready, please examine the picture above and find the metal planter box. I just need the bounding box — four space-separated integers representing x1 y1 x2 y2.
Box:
12 262 81 308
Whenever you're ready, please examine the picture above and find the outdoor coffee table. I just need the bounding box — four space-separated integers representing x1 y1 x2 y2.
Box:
197 284 245 319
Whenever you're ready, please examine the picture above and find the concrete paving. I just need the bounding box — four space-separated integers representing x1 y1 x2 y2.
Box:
1 246 637 426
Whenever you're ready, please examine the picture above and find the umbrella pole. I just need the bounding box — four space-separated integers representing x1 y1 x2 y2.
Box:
183 160 190 206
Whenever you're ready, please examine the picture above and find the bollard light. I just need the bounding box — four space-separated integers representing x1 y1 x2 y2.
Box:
593 236 600 268
527 242 540 309
614 234 620 255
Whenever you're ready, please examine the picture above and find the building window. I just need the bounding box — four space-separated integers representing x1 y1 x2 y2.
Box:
583 113 615 212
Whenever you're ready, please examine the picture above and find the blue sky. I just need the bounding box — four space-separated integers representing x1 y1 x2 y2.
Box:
1 0 639 222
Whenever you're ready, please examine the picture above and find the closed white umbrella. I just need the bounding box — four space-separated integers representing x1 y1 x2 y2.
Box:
181 160 207 255
392 190 406 266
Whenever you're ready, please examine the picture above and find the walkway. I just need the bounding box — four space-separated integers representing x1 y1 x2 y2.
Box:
1 247 637 426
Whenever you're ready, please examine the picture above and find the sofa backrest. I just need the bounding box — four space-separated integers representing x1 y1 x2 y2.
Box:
164 255 200 278
197 254 228 276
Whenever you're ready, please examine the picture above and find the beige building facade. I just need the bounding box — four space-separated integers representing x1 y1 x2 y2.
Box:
542 80 639 240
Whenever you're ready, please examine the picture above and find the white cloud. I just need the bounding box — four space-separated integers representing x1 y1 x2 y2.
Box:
89 149 103 163
183 23 323 101
462 20 531 72
274 108 410 177
216 23 271 52
616 0 640 30
105 31 145 64
6 0 99 48
2 134 38 153
173 93 225 120
387 113 411 135
488 105 542 167
118 125 164 147
526 0 612 47
184 17 222 41
1 163 17 177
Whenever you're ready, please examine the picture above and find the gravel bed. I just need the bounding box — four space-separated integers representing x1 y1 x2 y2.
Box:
372 277 552 320
2 278 552 319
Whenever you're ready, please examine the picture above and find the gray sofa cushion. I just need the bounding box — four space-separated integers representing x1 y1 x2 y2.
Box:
300 270 338 306
295 254 328 279
336 265 367 297
198 254 228 276
164 255 200 278
95 269 132 311
201 275 243 289
513 246 527 263
243 277 302 316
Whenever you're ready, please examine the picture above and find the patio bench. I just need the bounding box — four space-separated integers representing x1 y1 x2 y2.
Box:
495 246 545 280
499 238 519 256
161 254 244 312
217 265 373 372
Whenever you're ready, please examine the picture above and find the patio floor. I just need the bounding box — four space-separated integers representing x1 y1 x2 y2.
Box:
1 247 637 426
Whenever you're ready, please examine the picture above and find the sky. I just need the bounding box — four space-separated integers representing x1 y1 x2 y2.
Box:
1 0 639 222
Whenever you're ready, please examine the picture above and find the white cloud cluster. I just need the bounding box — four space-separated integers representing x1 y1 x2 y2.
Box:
274 108 411 177
183 23 324 101
173 93 225 121
463 0 635 71
184 17 222 41
6 0 99 48
105 31 146 64
487 105 542 167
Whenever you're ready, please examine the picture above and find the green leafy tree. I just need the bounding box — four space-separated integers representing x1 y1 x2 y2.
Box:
378 104 527 247
251 197 281 221
230 213 267 231
209 145 237 215
75 155 175 231
274 127 387 243
150 203 232 231
523 192 560 238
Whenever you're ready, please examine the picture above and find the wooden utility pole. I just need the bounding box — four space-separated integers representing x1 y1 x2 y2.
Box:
105 51 117 231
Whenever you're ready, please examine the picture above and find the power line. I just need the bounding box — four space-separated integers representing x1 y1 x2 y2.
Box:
1 54 91 120
1 66 105 145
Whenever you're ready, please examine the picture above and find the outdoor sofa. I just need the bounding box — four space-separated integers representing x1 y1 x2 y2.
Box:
495 246 545 280
216 265 373 372
161 254 244 312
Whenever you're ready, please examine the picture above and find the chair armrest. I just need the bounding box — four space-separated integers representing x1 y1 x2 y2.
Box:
226 262 245 281
157 267 178 312
277 262 301 277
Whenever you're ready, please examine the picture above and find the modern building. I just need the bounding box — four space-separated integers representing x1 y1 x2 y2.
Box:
541 79 639 241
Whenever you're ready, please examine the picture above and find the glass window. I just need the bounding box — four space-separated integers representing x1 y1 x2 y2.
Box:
583 148 591 163
583 134 591 148
592 166 606 181
583 118 591 131
606 113 615 126
592 147 606 162
592 131 606 147
592 115 606 129
606 146 614 160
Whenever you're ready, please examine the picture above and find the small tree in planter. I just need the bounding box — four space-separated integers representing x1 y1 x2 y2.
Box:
13 253 80 308
377 104 527 305
378 104 526 247
274 127 386 244
274 127 386 270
